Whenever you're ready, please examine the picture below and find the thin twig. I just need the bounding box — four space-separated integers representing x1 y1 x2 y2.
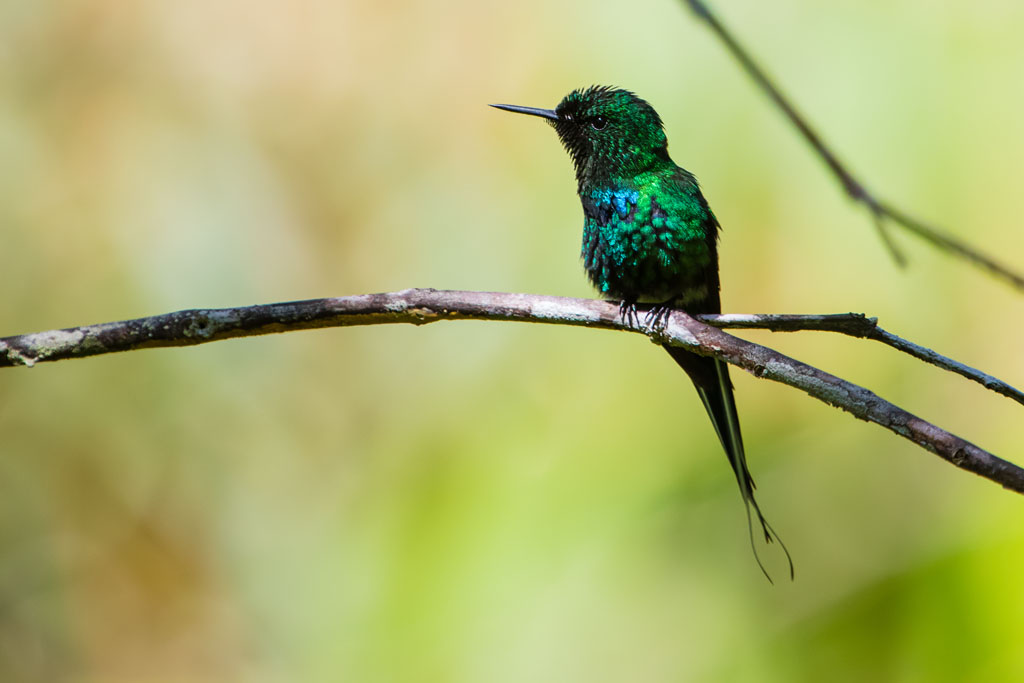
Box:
1 289 1020 493
698 313 1024 407
701 312 879 334
680 0 1024 290
868 326 1024 406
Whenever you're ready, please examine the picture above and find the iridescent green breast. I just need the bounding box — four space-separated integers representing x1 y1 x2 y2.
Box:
579 170 719 307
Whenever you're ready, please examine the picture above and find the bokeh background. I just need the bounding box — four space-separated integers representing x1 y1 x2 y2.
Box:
2 0 1023 680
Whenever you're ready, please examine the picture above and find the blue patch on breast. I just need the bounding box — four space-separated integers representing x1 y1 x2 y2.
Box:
591 187 640 219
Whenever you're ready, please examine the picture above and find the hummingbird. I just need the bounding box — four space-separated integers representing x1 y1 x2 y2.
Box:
492 86 792 581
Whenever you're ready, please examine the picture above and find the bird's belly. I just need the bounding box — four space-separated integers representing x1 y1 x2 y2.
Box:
582 224 710 303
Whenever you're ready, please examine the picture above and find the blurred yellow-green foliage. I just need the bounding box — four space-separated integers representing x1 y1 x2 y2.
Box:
2 0 1024 680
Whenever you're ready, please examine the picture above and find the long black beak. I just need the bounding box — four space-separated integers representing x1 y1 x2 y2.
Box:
489 103 559 121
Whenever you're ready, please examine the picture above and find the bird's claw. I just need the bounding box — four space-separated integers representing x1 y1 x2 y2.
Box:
618 300 640 329
643 304 674 336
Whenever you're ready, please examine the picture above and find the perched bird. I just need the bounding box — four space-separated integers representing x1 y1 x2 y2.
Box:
492 86 792 581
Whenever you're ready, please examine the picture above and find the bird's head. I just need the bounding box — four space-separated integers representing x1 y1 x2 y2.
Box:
492 86 670 186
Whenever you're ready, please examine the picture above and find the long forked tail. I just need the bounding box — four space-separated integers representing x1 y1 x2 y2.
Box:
664 346 794 582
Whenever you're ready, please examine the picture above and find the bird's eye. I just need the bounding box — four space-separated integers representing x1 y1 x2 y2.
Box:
590 116 607 130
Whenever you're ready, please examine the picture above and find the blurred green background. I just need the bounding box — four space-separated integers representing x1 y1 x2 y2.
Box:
2 0 1023 680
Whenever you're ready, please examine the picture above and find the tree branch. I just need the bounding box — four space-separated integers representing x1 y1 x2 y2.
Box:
681 0 1024 291
702 313 1024 407
2 289 1021 493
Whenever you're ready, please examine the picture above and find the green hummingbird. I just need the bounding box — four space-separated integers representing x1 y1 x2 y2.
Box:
492 86 792 581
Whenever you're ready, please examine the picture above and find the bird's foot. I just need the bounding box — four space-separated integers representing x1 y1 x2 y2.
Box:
618 300 640 329
643 302 675 336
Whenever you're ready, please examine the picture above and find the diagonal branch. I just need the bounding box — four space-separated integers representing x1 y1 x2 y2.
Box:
1 289 1021 493
680 0 1024 291
701 313 1024 407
